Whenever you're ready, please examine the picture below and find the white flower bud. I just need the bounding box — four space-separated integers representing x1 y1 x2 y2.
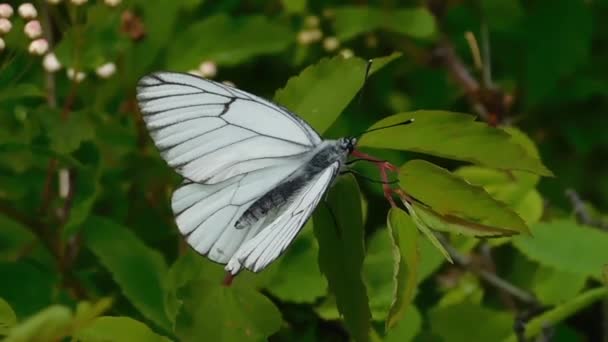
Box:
0 37 5 50
47 0 62 4
104 0 121 7
297 29 322 45
323 37 340 51
0 17 11 34
24 20 42 39
198 60 217 78
339 48 354 59
0 4 13 18
304 15 319 28
67 68 86 82
95 62 116 78
43 53 61 72
28 38 48 55
58 168 70 199
18 3 37 19
70 0 87 5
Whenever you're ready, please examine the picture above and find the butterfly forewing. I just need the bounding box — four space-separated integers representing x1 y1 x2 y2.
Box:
136 71 344 274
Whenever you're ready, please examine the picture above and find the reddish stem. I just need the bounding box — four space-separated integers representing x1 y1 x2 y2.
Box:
222 272 235 287
351 149 400 206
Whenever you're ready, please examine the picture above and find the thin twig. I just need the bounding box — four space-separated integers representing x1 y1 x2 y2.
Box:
565 189 607 229
480 21 493 88
438 235 538 305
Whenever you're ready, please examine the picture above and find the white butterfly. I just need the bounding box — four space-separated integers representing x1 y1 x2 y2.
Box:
136 72 359 277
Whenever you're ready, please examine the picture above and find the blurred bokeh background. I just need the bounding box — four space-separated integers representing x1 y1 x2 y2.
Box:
1 0 607 341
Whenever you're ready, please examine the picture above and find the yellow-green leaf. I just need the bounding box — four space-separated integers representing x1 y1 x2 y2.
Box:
386 208 419 329
513 220 608 280
359 111 552 176
313 175 372 342
0 298 16 336
399 160 529 235
275 53 401 134
75 316 171 342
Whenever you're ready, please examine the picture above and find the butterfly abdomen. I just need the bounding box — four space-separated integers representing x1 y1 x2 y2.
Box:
234 141 348 230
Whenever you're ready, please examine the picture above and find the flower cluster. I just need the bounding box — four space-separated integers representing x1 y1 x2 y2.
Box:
295 14 354 59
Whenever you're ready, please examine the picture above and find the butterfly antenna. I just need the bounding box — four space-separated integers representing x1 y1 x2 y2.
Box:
356 118 415 139
357 59 374 106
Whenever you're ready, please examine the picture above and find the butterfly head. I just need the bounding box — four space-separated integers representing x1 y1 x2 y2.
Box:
339 137 357 153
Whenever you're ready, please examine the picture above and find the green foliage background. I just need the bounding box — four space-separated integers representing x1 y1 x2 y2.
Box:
1 0 607 341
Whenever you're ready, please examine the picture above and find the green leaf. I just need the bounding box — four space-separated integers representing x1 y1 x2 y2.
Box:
480 0 524 32
0 298 17 336
412 202 520 238
385 306 421 342
264 226 327 303
4 300 111 342
74 316 171 342
513 220 608 280
358 111 553 176
454 128 545 225
386 208 419 329
0 84 45 103
54 6 125 70
399 160 529 235
275 53 401 134
3 305 72 342
436 273 484 308
524 0 592 105
174 273 282 342
281 0 306 13
504 287 608 342
532 266 587 305
333 7 436 41
84 216 171 331
430 302 513 342
0 214 35 261
42 111 95 155
167 14 293 69
0 261 56 318
313 175 371 342
418 237 448 282
363 228 396 321
62 166 101 238
402 200 452 263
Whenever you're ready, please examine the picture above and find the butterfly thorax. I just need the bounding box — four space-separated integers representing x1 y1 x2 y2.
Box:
234 140 350 230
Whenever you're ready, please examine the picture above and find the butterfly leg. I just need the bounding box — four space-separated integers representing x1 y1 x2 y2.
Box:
350 149 399 206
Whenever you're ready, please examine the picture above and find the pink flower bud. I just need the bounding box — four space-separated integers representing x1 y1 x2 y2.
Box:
0 17 11 34
24 20 42 39
18 3 37 19
198 60 217 78
43 53 61 72
0 37 5 50
104 0 121 7
95 62 116 78
28 38 48 55
0 4 13 18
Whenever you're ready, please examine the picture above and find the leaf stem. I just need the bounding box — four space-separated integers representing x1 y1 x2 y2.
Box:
438 235 538 305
